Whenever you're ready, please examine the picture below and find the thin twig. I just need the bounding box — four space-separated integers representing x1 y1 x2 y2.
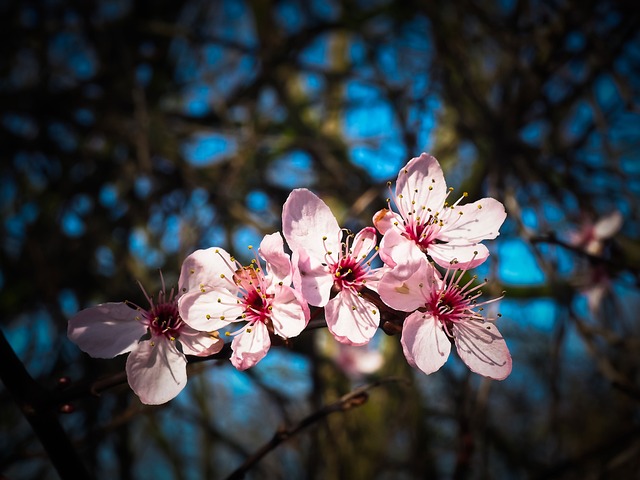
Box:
224 376 411 480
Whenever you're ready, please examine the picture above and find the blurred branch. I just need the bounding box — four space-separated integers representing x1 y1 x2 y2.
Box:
224 376 411 480
0 329 92 480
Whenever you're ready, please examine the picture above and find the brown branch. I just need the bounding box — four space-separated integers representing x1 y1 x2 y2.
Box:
224 376 411 480
0 329 92 480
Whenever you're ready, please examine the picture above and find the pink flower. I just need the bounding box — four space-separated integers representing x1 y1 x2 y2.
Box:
378 258 511 380
177 232 309 370
373 153 506 276
568 210 623 256
333 343 384 381
67 276 223 405
282 188 384 346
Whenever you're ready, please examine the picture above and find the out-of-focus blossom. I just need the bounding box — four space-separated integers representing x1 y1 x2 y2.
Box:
68 276 223 405
373 153 506 276
582 265 612 314
282 188 384 345
568 210 623 256
178 233 309 370
333 342 384 381
378 257 511 380
567 211 623 313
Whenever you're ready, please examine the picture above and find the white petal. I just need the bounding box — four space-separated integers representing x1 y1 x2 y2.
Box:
350 227 377 259
401 311 451 374
378 259 438 312
259 232 292 284
178 324 224 356
178 247 236 295
453 320 512 380
325 290 379 346
428 242 490 270
230 323 271 370
296 248 333 307
126 339 187 405
379 228 425 278
372 209 403 235
282 188 341 259
269 285 309 338
67 303 146 358
438 198 506 243
593 211 623 240
395 153 448 221
178 289 243 331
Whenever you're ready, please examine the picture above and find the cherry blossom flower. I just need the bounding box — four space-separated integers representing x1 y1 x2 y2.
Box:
282 188 384 345
178 232 309 370
67 275 223 405
568 210 623 256
333 342 384 381
378 257 511 380
567 211 623 313
373 153 506 276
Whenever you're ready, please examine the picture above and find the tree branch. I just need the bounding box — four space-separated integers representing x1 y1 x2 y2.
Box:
0 328 92 480
224 376 411 480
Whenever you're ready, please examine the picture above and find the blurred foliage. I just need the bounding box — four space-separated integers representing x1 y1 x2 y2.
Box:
1 0 640 479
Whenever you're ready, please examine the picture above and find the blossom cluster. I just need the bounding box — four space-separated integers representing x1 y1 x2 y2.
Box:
68 153 512 404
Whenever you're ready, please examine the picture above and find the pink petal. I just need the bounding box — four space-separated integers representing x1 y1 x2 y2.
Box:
378 259 438 312
325 290 379 346
401 311 451 374
126 338 187 405
453 320 512 380
178 289 242 331
379 228 425 278
360 264 391 293
428 242 490 270
269 285 309 338
230 323 271 370
585 282 608 314
350 227 377 259
372 208 403 235
178 324 224 356
593 211 623 240
439 198 506 243
296 248 333 307
282 188 341 259
67 303 146 358
259 232 292 284
395 153 448 220
178 247 236 295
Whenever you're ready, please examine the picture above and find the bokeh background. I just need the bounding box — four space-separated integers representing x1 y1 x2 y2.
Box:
2 0 640 479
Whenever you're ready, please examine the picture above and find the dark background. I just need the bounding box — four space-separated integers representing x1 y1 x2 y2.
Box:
1 0 640 478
